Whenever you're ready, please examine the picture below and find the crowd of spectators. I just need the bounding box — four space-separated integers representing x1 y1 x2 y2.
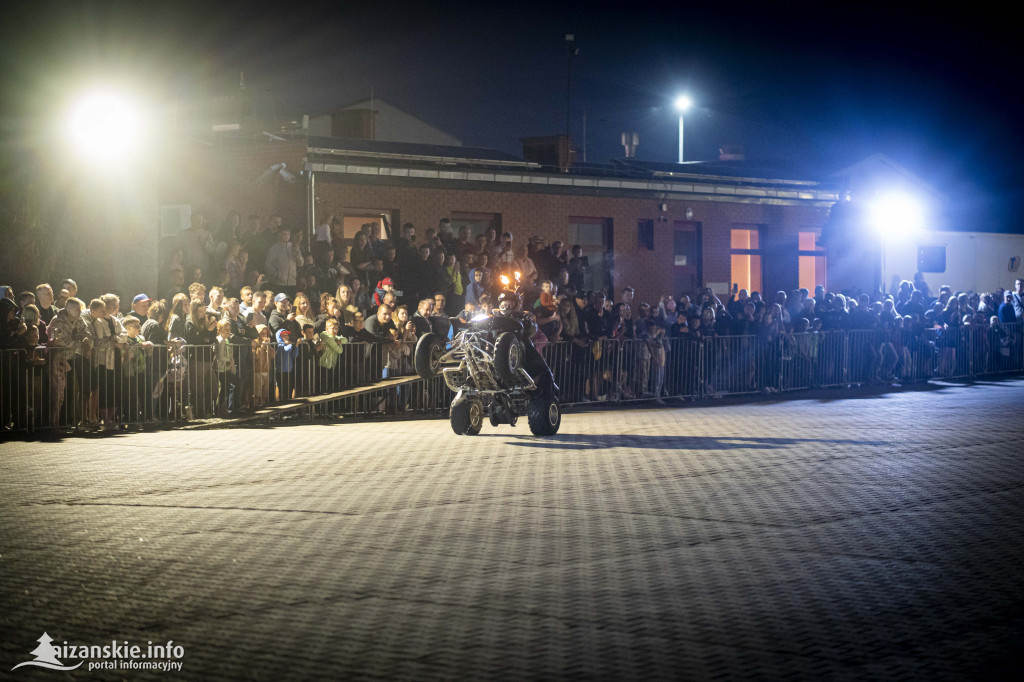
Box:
2 206 1023 431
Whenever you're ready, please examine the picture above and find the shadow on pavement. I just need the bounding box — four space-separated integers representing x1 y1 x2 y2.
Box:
496 433 890 451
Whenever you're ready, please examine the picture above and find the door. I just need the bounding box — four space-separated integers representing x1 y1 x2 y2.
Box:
673 221 702 298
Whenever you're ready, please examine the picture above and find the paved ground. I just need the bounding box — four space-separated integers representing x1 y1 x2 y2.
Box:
2 380 1023 681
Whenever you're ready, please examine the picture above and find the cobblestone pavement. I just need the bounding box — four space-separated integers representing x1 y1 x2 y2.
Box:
2 380 1023 680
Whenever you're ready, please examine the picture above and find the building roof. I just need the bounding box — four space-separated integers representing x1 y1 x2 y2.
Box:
307 98 462 147
305 136 534 168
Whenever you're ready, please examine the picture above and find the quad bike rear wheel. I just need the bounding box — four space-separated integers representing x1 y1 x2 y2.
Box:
528 394 561 435
450 395 484 435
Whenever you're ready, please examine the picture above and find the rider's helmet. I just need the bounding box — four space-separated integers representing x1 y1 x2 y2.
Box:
497 289 522 315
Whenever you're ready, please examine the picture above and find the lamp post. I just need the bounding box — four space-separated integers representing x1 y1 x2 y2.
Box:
674 95 692 163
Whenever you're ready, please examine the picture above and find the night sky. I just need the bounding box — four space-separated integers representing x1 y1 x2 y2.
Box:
3 0 1020 228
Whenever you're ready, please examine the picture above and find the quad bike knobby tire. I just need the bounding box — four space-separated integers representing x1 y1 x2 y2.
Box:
414 333 445 380
528 394 561 435
494 332 524 386
450 395 484 435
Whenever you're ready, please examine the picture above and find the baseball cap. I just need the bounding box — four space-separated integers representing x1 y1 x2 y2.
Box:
132 294 152 305
273 293 290 303
380 277 394 288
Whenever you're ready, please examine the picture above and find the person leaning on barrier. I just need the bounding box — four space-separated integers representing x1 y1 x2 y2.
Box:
46 297 90 426
342 310 387 383
1011 278 1024 321
36 283 58 325
411 298 434 337
998 291 1017 324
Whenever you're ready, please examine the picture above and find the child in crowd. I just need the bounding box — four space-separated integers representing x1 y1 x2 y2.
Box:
537 280 558 315
318 317 348 391
214 319 239 417
295 323 323 395
122 316 153 423
534 280 561 343
252 325 272 407
13 325 46 429
275 328 298 402
155 339 188 421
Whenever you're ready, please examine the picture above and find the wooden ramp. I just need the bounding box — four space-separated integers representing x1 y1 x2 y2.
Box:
181 375 426 429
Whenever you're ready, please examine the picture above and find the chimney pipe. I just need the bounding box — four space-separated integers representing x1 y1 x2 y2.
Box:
621 132 639 158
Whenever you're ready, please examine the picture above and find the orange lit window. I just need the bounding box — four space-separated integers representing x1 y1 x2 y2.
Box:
731 229 760 250
798 230 826 291
730 228 762 294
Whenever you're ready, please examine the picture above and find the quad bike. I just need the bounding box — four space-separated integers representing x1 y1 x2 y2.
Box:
414 298 561 436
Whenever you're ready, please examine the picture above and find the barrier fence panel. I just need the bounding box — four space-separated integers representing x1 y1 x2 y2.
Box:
664 337 702 400
845 330 878 385
815 331 848 388
608 338 649 403
4 323 1024 435
703 335 763 396
780 333 814 392
948 326 973 379
983 322 1024 374
905 328 937 384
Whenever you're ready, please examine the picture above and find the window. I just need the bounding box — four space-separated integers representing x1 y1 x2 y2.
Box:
917 245 946 273
568 217 613 293
637 219 654 250
730 227 762 294
450 212 502 240
341 210 391 240
798 231 826 291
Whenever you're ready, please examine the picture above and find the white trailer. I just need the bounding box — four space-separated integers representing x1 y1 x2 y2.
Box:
882 230 1024 294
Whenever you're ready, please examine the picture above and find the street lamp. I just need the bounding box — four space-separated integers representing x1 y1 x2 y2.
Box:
674 95 693 163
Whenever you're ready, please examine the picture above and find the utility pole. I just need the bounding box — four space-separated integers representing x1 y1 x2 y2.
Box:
565 34 578 148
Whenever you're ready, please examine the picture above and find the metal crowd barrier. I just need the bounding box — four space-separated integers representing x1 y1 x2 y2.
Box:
0 339 449 434
2 322 1022 434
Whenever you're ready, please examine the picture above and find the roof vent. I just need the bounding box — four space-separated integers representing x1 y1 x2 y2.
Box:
719 145 745 161
621 132 639 158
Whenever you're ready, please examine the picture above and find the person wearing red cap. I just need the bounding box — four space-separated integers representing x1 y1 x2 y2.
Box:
373 278 395 308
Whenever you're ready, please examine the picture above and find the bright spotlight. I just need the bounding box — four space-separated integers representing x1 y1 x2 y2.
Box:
868 194 926 236
674 95 693 112
65 90 146 161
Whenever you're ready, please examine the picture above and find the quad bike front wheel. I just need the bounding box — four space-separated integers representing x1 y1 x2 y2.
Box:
528 394 561 436
450 395 484 435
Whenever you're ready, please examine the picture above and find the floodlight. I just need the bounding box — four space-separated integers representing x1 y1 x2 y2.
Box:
65 90 146 161
674 95 693 112
868 193 925 236
257 162 297 185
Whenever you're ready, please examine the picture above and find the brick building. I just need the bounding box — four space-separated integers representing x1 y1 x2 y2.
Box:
160 133 838 304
